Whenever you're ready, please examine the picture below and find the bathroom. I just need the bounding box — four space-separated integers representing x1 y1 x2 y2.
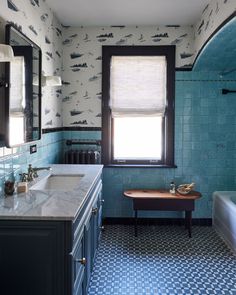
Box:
0 0 236 294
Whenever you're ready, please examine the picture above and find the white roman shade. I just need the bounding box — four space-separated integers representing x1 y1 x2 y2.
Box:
42 75 62 86
0 44 14 62
33 75 62 86
110 56 167 117
10 56 25 114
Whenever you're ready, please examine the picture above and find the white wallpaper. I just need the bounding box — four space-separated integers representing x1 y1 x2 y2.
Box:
62 0 236 128
0 0 63 128
194 0 236 58
0 0 235 130
62 25 194 127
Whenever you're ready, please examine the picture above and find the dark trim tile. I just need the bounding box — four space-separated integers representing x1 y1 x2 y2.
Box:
104 217 212 226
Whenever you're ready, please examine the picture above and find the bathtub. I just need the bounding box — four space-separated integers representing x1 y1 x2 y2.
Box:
213 191 236 253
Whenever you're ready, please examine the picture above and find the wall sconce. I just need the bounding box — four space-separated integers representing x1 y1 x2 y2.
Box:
0 44 14 62
42 75 62 87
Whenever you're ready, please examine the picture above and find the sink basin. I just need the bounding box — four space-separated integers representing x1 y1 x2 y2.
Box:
30 174 85 191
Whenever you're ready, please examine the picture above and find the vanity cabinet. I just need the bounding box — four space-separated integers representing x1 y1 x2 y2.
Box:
0 176 103 295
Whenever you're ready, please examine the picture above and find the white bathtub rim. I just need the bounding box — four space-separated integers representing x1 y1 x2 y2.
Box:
213 196 236 214
213 191 236 213
213 191 236 255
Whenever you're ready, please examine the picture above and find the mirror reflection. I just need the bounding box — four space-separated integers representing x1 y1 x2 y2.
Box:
6 24 41 147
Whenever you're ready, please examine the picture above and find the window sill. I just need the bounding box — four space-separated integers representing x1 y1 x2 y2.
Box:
104 164 177 168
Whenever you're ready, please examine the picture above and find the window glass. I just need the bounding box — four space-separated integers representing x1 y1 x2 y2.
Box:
102 46 175 166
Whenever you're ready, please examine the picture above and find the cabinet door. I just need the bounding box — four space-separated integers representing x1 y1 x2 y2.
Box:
71 227 85 295
84 210 93 293
0 221 65 295
97 194 103 241
84 180 103 293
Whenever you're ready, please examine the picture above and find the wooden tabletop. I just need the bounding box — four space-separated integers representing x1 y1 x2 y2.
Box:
124 189 201 200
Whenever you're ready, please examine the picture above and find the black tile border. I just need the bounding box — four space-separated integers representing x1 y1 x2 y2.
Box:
64 127 101 131
42 127 63 134
104 217 212 226
176 67 192 71
42 127 102 134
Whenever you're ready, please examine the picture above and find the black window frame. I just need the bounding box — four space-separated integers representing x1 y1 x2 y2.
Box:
102 45 176 167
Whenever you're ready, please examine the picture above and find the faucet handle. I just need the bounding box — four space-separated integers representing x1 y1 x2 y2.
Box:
19 173 28 182
27 164 35 181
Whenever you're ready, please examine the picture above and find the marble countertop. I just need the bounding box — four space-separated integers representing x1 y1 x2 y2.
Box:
0 164 103 221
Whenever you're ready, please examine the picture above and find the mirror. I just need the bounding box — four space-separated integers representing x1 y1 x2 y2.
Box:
5 24 41 147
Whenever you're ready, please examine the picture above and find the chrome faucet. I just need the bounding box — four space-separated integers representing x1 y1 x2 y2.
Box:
27 164 52 181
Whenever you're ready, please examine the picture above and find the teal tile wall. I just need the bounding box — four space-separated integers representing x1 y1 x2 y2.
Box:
0 132 63 197
63 70 236 219
194 16 236 73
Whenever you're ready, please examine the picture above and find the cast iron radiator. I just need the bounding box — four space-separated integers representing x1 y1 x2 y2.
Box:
64 149 101 164
64 139 101 164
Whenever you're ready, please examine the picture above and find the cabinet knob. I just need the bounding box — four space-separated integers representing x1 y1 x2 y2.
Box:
92 207 98 214
101 199 105 204
100 226 105 231
76 257 86 265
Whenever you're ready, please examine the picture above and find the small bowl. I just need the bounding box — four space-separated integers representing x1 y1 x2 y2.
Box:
176 188 191 195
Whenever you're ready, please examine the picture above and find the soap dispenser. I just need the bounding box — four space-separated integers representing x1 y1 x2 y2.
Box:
169 181 176 195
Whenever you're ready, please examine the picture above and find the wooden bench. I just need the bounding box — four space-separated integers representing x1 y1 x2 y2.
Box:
124 189 202 238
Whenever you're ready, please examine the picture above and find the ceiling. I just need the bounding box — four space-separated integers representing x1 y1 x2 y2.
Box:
46 0 210 27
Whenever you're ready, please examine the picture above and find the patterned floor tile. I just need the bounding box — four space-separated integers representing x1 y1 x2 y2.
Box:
88 225 236 295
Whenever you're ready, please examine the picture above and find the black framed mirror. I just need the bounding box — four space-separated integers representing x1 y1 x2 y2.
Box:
5 24 42 147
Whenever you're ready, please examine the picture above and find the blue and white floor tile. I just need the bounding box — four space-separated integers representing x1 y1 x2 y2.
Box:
88 225 236 295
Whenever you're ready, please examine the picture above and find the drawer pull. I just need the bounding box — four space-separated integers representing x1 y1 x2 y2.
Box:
76 258 86 265
92 207 98 214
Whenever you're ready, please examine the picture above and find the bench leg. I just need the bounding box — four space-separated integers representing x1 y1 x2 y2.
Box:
134 210 138 237
185 210 192 238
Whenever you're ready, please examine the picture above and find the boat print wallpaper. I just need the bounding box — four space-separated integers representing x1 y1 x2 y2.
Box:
194 0 236 58
0 0 235 129
62 0 236 128
62 25 194 127
0 0 63 129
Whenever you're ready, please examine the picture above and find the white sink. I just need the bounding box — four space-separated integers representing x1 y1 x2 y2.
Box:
30 174 85 191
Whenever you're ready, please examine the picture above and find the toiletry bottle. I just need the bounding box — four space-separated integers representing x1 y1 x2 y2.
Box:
4 180 15 196
169 181 176 195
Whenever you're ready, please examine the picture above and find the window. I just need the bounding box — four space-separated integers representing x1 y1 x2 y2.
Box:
102 46 175 166
9 56 25 146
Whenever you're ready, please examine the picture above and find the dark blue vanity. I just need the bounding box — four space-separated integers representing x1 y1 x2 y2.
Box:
0 165 103 295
